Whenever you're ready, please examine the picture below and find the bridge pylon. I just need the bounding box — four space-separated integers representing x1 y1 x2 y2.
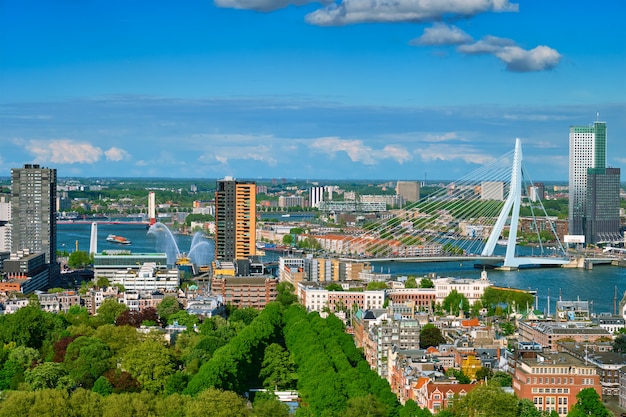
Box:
481 139 568 268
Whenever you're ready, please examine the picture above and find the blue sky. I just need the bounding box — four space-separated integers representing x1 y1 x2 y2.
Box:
1 1 625 181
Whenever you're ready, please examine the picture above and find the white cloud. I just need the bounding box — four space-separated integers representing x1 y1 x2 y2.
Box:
381 145 412 163
215 0 332 12
309 137 412 165
409 23 473 46
26 139 103 164
193 133 282 166
495 45 561 72
309 137 376 164
104 147 131 161
457 37 561 72
424 132 463 143
415 144 496 165
306 0 518 26
457 35 516 54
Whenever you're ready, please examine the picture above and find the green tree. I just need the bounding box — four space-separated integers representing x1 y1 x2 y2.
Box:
399 399 432 417
500 320 516 336
252 392 290 417
567 388 611 417
276 282 298 307
96 276 111 288
518 398 543 417
24 362 69 390
92 375 114 396
156 295 181 322
0 305 67 349
186 388 251 417
96 299 128 325
419 277 434 288
366 281 389 290
64 336 112 388
282 234 293 245
490 370 513 387
7 345 40 368
344 394 387 417
167 310 199 329
442 289 470 316
229 307 260 325
405 276 418 288
612 334 626 353
123 339 176 393
259 343 296 391
475 366 493 381
448 383 518 417
68 250 93 269
0 359 26 390
419 324 445 349
445 368 470 384
326 283 343 291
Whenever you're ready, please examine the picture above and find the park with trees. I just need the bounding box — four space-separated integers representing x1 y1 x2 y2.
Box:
0 283 613 416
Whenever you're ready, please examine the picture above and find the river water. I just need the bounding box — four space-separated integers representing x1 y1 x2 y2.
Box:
59 223 626 316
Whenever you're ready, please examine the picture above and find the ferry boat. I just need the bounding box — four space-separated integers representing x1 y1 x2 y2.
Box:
106 234 131 245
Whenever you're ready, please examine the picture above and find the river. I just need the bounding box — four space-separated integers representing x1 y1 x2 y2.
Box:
59 223 626 316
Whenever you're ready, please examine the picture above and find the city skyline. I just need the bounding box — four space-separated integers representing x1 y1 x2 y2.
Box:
1 1 625 180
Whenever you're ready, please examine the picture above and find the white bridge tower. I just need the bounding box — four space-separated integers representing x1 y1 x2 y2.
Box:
482 139 568 268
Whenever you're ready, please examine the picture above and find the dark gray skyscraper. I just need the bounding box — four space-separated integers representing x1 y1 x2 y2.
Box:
585 167 621 243
11 164 57 264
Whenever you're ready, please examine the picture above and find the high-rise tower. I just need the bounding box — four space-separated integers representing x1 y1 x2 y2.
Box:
569 121 606 238
568 120 620 244
215 177 256 262
10 164 57 264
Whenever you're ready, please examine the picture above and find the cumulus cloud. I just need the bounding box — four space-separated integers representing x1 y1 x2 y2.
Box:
457 36 561 72
415 144 496 165
309 137 376 164
193 134 282 166
495 45 561 72
215 0 332 12
456 35 515 54
381 144 412 163
306 0 518 26
104 147 131 161
26 139 103 164
409 23 472 46
309 137 411 165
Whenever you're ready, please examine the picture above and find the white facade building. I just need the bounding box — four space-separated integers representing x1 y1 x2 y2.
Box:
110 262 180 292
434 270 491 306
310 186 325 208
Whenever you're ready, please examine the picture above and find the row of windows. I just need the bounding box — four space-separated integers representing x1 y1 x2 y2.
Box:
533 396 568 405
529 377 573 385
531 367 594 375
532 388 570 394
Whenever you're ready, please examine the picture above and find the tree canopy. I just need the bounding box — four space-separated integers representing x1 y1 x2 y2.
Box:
419 324 445 349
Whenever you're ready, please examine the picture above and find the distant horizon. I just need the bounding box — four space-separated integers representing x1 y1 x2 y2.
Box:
0 175 584 186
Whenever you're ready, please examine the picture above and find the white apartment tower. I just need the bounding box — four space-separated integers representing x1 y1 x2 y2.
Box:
568 120 607 238
310 186 324 208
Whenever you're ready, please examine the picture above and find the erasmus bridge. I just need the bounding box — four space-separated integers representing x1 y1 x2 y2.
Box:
332 139 571 269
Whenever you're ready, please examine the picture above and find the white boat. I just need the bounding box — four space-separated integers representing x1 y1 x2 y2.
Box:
106 234 131 245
